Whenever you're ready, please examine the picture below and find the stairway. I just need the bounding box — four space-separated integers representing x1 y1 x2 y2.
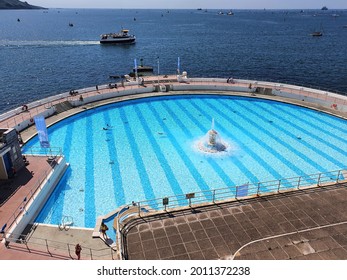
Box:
54 101 73 114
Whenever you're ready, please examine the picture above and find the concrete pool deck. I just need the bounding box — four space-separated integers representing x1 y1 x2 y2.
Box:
122 183 347 260
1 77 347 260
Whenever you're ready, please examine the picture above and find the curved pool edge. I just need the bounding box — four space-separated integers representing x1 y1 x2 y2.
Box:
0 76 346 145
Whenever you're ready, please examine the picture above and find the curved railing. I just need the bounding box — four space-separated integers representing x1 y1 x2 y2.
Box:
1 75 346 131
115 168 346 259
125 169 346 214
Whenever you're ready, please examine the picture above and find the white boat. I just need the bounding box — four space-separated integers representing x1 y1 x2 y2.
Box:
100 29 136 44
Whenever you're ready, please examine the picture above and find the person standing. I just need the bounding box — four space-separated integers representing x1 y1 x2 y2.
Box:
100 222 109 239
75 243 82 260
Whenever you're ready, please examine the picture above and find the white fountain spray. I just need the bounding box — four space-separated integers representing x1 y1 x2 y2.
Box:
198 118 227 153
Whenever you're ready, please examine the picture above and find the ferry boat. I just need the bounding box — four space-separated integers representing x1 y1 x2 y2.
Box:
100 29 136 44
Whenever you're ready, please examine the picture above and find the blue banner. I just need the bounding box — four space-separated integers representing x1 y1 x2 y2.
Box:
236 183 249 197
34 115 50 148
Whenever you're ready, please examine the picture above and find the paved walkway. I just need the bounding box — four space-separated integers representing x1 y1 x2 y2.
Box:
0 155 63 259
123 184 347 260
0 155 113 260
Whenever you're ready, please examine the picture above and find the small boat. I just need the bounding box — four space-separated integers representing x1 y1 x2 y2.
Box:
311 23 324 37
227 10 234 16
132 58 153 76
100 29 136 44
321 6 328 11
311 31 323 37
69 22 74 27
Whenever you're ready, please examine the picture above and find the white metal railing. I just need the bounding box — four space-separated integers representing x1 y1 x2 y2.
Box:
129 169 345 213
22 147 62 157
1 169 51 232
116 168 346 259
2 233 116 260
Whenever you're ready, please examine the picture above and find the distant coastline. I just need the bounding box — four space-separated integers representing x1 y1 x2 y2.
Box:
0 0 45 9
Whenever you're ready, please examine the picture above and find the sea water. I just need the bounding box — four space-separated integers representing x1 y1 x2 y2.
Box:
1 8 347 114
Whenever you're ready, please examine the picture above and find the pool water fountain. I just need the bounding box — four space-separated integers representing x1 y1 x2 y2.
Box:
198 118 228 153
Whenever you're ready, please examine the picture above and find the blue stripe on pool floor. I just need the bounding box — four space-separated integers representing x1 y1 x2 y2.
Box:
84 115 96 228
229 99 328 174
165 100 236 188
146 102 211 195
104 110 125 206
257 102 346 167
119 107 157 203
134 104 186 204
188 99 262 185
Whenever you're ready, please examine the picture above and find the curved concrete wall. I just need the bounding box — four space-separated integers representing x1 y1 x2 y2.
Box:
1 77 346 133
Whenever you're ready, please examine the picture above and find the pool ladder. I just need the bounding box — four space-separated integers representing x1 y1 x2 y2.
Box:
58 215 74 231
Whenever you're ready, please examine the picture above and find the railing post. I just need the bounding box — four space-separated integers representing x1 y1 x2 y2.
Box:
138 202 141 217
212 190 216 203
45 239 52 256
24 240 31 253
297 176 301 189
235 185 238 199
317 173 322 186
336 170 341 183
67 244 72 259
277 179 281 193
256 182 261 196
90 248 93 260
111 248 114 260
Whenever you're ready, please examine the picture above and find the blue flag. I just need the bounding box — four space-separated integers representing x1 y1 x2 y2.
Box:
1 223 7 233
34 115 50 148
177 57 180 73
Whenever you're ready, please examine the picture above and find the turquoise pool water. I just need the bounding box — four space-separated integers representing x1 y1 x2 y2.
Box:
23 95 347 228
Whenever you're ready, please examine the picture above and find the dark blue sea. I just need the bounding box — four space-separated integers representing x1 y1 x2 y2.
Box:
1 8 347 114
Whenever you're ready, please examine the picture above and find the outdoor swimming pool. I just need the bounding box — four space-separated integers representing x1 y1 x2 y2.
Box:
23 94 347 228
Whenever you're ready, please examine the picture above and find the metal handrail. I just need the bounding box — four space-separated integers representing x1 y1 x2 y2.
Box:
23 147 62 157
2 168 345 260
1 153 62 234
1 169 51 232
131 169 346 215
2 77 346 129
3 234 115 260
116 168 346 260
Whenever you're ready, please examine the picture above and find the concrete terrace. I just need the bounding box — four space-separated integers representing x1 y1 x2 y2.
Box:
0 75 347 260
122 184 347 260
